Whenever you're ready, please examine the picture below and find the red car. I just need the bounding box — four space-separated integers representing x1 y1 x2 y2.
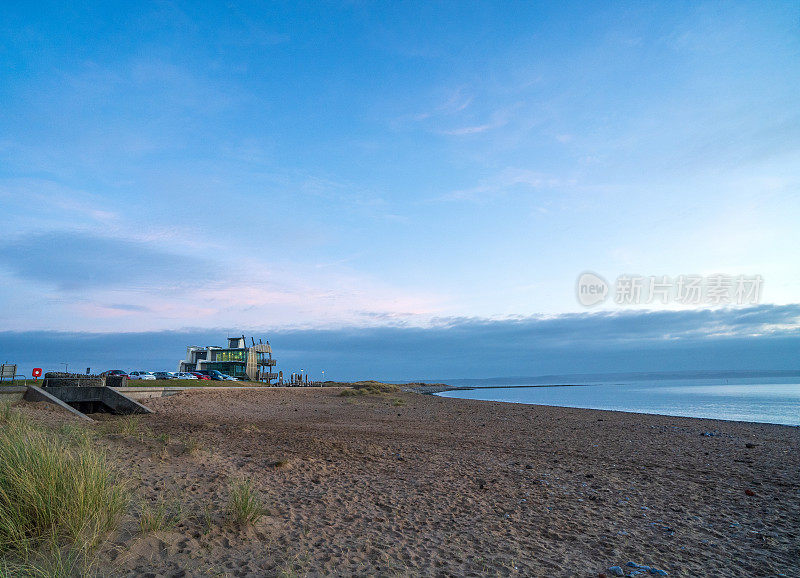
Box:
189 372 211 380
101 370 129 379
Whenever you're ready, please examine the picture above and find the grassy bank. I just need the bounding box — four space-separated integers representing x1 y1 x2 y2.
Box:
336 381 401 396
323 380 398 389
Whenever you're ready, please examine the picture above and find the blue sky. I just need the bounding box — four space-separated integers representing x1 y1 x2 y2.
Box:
1 2 799 377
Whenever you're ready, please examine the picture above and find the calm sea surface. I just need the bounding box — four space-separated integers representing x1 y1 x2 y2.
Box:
436 377 800 426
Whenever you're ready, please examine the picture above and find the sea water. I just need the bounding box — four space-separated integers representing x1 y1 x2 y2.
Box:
436 376 800 426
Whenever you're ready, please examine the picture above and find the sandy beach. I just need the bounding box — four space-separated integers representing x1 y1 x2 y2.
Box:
14 387 800 577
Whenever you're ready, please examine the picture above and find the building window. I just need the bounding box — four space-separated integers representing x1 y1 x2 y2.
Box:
215 350 245 362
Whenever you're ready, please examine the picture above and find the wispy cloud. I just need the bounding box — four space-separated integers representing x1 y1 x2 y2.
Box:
440 119 506 136
408 87 474 122
438 167 570 202
0 179 120 233
436 103 517 136
396 88 517 137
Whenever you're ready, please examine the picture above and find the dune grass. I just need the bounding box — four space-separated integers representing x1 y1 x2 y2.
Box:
226 479 267 526
138 498 181 534
338 381 401 396
181 437 200 456
0 540 91 577
0 406 128 559
114 415 141 437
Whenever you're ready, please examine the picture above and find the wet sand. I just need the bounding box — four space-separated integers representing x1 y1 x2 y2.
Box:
20 388 800 576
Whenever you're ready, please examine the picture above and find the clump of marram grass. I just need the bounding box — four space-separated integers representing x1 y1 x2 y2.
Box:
277 550 312 578
138 498 182 533
226 479 267 526
101 414 150 442
181 437 200 456
339 381 401 397
0 408 128 555
115 415 141 437
56 422 95 448
0 539 93 578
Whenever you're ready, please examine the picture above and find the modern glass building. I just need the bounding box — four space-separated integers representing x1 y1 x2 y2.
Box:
178 335 278 382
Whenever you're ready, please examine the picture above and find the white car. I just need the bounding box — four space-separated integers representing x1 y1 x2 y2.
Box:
174 372 198 380
128 371 156 381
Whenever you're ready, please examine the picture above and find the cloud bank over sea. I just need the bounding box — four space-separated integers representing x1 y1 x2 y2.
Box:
2 304 797 380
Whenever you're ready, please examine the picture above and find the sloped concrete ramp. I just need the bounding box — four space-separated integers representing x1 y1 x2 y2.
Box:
24 386 94 421
25 385 152 420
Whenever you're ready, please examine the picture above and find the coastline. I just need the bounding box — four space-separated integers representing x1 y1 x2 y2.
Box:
427 382 800 428
405 383 589 395
441 398 800 429
12 387 799 576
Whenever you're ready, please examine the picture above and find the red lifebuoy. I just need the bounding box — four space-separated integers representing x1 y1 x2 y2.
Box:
32 368 42 378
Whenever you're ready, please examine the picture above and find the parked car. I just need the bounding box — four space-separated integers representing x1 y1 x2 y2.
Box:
175 372 198 379
196 370 226 381
101 370 129 379
128 371 156 381
189 372 211 380
152 371 174 380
